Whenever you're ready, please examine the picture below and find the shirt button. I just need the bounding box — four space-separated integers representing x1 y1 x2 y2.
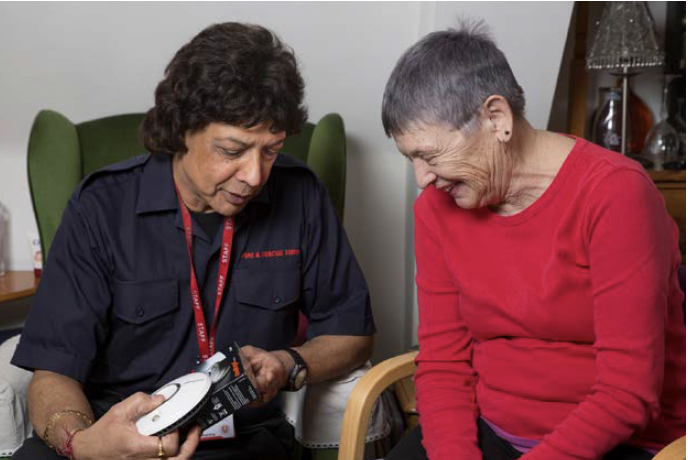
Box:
136 307 145 317
273 296 282 304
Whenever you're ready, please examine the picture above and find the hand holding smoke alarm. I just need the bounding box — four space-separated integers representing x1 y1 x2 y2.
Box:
136 342 260 437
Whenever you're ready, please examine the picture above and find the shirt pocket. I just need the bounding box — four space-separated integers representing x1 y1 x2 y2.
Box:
231 269 301 349
234 269 300 311
112 278 179 324
107 278 180 368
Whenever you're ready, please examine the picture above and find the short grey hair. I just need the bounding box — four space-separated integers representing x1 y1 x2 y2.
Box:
381 19 525 137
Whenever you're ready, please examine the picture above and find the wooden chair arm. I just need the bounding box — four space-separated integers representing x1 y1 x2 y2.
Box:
653 436 686 460
337 351 418 460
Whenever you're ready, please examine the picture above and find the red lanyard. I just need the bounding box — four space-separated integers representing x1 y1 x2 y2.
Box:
175 186 234 362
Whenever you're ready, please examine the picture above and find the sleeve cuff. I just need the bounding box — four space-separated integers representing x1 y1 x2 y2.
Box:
11 339 91 384
306 312 376 339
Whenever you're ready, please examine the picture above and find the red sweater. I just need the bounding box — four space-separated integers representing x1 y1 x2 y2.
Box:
414 138 685 460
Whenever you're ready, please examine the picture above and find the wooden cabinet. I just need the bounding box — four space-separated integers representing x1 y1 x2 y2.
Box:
649 170 686 261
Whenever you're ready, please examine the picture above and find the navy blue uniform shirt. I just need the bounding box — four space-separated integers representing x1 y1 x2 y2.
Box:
13 153 374 416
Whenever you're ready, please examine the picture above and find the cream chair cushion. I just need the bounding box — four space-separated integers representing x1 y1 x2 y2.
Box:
280 361 390 448
0 335 33 456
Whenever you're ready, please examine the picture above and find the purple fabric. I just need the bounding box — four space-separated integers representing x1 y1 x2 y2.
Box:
482 418 659 455
482 418 538 453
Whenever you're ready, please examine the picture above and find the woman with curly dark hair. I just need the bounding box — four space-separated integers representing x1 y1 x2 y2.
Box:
12 22 375 460
138 21 308 219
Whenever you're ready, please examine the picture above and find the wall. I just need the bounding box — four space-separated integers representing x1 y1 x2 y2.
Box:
0 2 573 361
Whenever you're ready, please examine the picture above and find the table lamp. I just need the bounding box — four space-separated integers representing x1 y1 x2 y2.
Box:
586 1 664 155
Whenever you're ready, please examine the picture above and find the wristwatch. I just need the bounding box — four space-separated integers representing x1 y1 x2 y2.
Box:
283 348 308 391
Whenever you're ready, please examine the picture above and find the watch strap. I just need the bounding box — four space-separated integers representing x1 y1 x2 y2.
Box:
283 348 308 391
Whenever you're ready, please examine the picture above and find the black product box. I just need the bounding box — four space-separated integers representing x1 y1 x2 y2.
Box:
195 342 261 429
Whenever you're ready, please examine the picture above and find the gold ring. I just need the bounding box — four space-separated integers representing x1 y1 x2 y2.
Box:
157 436 166 458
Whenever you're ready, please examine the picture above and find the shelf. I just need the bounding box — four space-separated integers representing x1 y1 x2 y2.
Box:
0 271 39 303
647 169 686 185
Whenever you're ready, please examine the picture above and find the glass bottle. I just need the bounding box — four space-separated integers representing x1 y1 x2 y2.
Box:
593 87 626 153
592 85 654 156
642 78 681 170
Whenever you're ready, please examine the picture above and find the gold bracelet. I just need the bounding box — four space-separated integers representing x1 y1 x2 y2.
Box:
43 410 93 450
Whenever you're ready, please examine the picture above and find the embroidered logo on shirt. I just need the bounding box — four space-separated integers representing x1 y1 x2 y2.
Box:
240 248 300 260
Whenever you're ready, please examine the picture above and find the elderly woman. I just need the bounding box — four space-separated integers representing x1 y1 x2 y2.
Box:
381 22 685 460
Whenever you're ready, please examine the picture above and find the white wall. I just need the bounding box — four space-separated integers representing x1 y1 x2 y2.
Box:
0 2 573 360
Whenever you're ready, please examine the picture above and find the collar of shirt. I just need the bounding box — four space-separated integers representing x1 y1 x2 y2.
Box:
133 154 271 241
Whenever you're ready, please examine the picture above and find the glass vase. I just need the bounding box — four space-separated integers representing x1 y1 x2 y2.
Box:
643 78 681 170
592 87 626 153
592 85 653 156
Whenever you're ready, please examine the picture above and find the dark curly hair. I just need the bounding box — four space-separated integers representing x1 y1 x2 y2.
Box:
141 22 308 156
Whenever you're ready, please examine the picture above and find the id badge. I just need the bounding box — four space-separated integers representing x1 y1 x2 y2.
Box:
200 414 235 440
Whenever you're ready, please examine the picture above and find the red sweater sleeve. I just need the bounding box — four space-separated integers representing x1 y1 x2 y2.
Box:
524 169 677 460
414 192 481 460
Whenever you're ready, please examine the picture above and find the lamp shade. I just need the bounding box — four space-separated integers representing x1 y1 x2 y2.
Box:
586 1 664 72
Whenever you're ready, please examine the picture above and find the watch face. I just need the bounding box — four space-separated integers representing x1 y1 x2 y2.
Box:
294 368 308 390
